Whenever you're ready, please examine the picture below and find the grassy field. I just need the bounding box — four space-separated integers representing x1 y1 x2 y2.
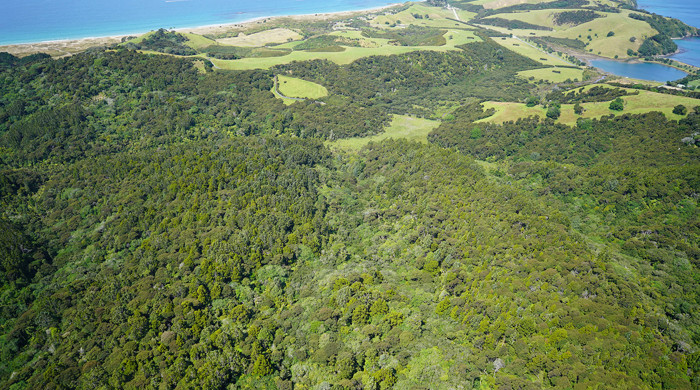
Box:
211 29 480 70
480 9 657 58
182 33 218 49
123 31 217 50
277 75 328 99
329 114 440 151
472 0 555 9
192 60 207 74
517 67 585 83
369 3 476 28
492 37 573 66
216 28 303 47
478 88 700 125
273 30 394 50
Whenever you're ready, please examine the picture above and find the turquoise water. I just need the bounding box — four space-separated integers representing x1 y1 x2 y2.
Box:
0 0 394 45
590 59 687 82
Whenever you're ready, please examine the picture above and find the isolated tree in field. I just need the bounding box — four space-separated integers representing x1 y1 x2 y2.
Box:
546 102 561 119
574 102 584 115
609 97 624 111
672 104 687 115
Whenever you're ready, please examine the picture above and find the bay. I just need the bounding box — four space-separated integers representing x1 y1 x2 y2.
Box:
0 0 394 45
590 59 687 82
637 0 700 67
672 38 700 69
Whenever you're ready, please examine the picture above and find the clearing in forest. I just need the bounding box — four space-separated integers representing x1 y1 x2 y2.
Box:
276 75 328 100
329 114 440 151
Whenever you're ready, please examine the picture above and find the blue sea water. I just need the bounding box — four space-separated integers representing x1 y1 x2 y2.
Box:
638 0 700 67
673 38 700 68
590 59 687 82
637 0 700 29
0 0 395 45
588 0 699 79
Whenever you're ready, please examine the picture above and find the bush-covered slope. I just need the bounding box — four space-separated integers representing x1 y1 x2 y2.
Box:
0 46 698 389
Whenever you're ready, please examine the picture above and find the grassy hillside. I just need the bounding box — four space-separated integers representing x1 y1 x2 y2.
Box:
369 3 477 27
216 28 303 47
517 66 585 82
479 86 700 125
477 9 657 58
492 36 574 66
329 114 440 151
276 75 328 99
211 29 480 70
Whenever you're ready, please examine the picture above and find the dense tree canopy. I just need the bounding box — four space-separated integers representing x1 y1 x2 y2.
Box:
0 23 698 389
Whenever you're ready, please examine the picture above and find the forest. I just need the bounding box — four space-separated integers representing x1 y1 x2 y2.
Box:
0 1 699 389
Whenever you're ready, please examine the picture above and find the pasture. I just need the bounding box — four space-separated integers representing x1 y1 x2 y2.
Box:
492 37 573 66
277 75 328 99
517 67 585 83
369 4 476 28
478 88 699 125
329 115 440 151
480 9 657 58
212 29 480 70
216 28 303 47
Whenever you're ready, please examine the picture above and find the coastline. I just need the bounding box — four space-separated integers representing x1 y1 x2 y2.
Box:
174 3 402 36
0 3 403 58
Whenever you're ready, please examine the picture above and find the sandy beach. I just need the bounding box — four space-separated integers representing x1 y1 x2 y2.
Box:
0 3 402 58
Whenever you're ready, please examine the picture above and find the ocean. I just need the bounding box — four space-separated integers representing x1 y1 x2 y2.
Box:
637 0 700 67
0 0 395 45
636 0 700 29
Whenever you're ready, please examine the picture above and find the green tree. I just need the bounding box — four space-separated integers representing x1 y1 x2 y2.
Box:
352 305 369 325
673 104 687 115
609 97 624 111
370 299 389 317
251 355 273 377
546 103 561 119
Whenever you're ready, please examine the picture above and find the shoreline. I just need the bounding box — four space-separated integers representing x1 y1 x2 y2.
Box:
0 3 403 57
174 3 402 36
